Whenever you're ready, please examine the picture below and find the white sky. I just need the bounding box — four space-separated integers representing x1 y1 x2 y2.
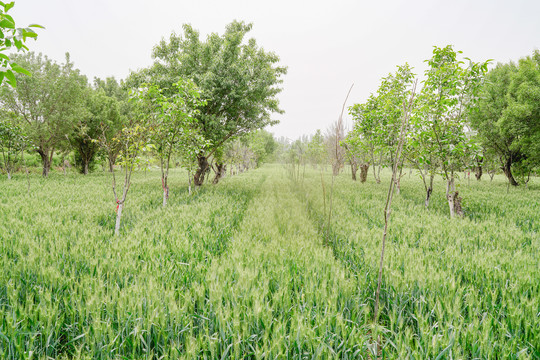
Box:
12 0 540 140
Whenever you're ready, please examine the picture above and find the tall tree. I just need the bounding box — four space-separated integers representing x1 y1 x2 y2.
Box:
71 88 120 174
349 95 384 183
102 88 152 236
0 111 25 179
471 51 540 185
94 77 130 172
137 80 204 206
415 46 488 217
0 52 87 176
147 21 286 186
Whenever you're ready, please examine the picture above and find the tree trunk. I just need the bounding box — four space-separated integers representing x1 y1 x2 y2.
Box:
212 163 227 184
502 157 518 186
162 176 169 207
37 149 51 177
188 171 192 195
360 164 369 183
83 161 89 175
446 176 463 218
194 155 209 187
475 159 483 180
350 162 358 181
425 174 434 209
115 203 123 236
332 162 340 176
395 166 403 194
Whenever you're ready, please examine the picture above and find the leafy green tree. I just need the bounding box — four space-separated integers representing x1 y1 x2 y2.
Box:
93 77 130 172
375 64 415 174
71 88 120 174
0 111 25 179
104 89 153 236
0 1 42 87
342 133 370 182
414 46 488 217
147 21 287 186
306 129 326 169
0 52 87 176
349 65 415 184
246 129 276 167
137 80 204 206
349 95 384 183
471 51 540 186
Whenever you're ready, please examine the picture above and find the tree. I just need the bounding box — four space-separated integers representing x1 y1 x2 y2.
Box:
148 21 287 186
246 129 276 167
325 119 345 176
306 129 326 170
349 66 414 185
342 134 370 182
471 51 540 186
0 52 87 176
71 88 120 174
94 77 130 172
414 46 488 217
0 111 25 179
137 80 204 206
0 1 42 87
349 95 384 183
102 88 152 236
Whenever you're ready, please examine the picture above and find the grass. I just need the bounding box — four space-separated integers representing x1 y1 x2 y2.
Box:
0 165 538 359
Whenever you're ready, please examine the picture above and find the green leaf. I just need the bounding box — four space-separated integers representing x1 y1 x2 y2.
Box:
11 63 30 76
5 69 16 86
29 24 45 29
22 28 38 39
0 14 14 28
4 2 14 12
0 18 14 29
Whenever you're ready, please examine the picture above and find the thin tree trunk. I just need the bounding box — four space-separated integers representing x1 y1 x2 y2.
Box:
115 202 124 236
320 168 326 219
22 148 30 192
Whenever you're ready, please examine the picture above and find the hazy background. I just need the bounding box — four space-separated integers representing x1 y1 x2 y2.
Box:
12 0 540 140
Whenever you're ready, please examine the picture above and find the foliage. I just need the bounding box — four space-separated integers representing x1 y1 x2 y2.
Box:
147 21 287 184
0 52 87 176
93 77 130 171
306 129 327 167
72 88 120 174
135 80 205 204
471 51 540 185
414 46 488 181
0 1 43 87
0 111 25 178
349 65 415 176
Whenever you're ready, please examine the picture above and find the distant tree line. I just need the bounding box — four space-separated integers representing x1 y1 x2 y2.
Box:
0 21 284 182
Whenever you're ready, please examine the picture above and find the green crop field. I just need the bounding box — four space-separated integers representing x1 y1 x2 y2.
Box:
1 165 539 359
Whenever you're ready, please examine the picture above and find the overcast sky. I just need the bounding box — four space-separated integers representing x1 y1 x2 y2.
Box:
12 0 540 140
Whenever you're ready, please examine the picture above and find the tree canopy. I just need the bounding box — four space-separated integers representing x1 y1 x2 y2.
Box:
140 21 287 185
